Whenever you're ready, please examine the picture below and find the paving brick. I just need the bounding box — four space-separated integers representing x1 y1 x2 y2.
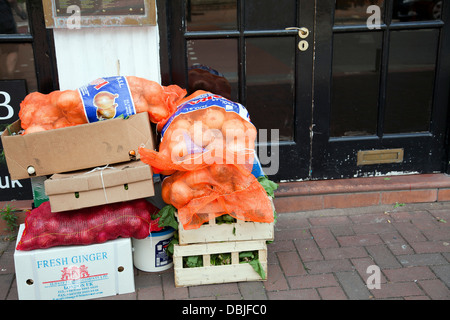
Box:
383 266 435 282
431 265 450 287
335 271 372 300
321 246 368 260
0 274 13 300
379 231 415 255
238 281 268 300
427 209 450 221
267 288 320 300
318 286 348 300
410 241 450 254
274 228 312 241
390 210 433 222
274 195 323 213
269 240 296 253
264 264 289 292
381 189 437 205
304 259 353 274
371 282 424 299
309 215 351 226
162 272 189 300
366 244 402 268
324 192 380 209
188 282 240 299
137 286 163 300
337 234 383 247
437 188 450 201
294 238 323 262
398 253 448 267
287 273 338 289
351 257 387 284
310 227 339 248
277 251 307 276
330 225 355 237
417 279 450 299
274 215 311 230
420 228 450 241
349 213 390 224
392 221 427 243
352 222 395 235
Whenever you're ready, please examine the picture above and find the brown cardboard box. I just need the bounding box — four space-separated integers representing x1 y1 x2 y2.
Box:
1 113 154 180
44 160 155 212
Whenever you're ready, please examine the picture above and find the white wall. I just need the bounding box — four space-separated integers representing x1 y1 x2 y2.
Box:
53 25 161 90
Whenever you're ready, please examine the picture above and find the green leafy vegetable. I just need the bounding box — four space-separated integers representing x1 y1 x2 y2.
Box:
211 253 231 265
257 175 279 198
183 255 203 268
239 251 266 280
215 214 236 225
155 205 178 230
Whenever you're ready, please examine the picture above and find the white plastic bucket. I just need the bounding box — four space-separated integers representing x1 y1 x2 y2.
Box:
132 227 175 272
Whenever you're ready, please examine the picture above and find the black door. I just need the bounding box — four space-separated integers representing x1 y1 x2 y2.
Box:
159 0 314 181
312 0 450 179
0 0 58 201
160 0 450 182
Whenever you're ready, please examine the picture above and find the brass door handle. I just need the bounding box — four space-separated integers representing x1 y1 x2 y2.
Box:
285 27 309 39
286 27 310 51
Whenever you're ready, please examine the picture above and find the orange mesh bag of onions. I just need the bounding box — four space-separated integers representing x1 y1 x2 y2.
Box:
139 91 257 174
160 164 274 230
18 76 186 134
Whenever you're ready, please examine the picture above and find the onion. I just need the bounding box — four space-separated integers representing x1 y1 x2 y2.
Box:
203 107 225 130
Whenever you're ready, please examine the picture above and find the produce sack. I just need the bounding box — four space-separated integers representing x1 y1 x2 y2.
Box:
16 199 163 251
19 76 186 135
139 91 257 174
161 164 274 230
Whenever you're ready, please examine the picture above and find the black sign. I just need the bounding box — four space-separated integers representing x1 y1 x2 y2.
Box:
0 80 32 202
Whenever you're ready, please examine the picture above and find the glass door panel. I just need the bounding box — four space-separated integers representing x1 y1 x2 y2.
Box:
246 37 296 141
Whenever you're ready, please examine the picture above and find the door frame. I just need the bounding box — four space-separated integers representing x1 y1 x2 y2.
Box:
312 0 450 179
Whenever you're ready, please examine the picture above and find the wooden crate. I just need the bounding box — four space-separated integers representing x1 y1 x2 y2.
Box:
177 197 275 245
173 240 267 287
178 217 274 245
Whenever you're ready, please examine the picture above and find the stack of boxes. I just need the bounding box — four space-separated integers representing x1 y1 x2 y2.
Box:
1 95 277 297
1 113 157 300
173 201 274 287
171 158 275 287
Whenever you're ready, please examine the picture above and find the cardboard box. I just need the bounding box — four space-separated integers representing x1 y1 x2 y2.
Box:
14 224 135 300
1 112 154 180
44 160 155 212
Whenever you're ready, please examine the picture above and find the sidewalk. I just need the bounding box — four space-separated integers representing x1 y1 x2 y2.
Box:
1 201 449 300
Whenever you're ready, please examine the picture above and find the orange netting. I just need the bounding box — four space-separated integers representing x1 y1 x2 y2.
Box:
139 91 257 175
18 76 186 134
161 164 274 230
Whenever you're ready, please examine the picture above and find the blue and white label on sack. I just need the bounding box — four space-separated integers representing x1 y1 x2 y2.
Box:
78 76 136 123
161 93 251 138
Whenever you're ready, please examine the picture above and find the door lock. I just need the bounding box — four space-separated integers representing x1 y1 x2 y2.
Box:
298 40 309 51
285 27 310 51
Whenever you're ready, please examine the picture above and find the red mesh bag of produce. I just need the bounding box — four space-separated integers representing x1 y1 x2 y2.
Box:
16 199 163 251
139 91 257 175
161 164 274 230
19 76 186 135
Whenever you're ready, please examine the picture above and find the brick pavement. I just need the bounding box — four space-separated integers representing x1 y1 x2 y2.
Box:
1 202 449 300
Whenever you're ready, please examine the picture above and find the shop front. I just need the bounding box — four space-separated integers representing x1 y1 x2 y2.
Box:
1 0 450 207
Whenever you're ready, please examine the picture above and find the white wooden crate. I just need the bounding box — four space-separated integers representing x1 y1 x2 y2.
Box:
173 240 267 287
178 217 274 245
177 197 275 245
